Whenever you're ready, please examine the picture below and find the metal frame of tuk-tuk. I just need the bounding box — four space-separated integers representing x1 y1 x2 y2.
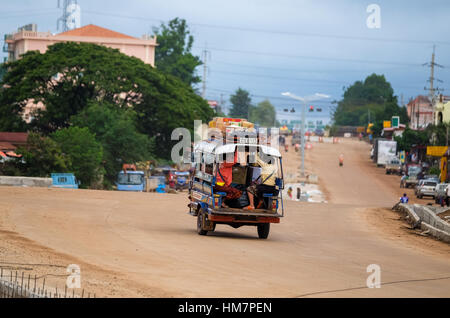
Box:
188 140 285 238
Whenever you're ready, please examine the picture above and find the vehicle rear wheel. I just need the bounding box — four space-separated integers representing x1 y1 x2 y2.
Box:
257 223 270 239
197 212 208 236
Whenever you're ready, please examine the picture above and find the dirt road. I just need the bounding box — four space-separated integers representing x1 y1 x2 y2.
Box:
0 138 449 297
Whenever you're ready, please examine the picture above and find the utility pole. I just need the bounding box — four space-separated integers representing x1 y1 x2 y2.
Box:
201 48 209 99
424 45 444 101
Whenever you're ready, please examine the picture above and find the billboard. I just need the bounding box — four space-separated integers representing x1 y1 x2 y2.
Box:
377 140 397 166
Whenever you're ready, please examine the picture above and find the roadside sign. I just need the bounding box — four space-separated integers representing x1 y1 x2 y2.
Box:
392 116 400 128
383 121 391 128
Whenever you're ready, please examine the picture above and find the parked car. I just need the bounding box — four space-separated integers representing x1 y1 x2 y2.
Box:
434 183 448 204
416 179 438 199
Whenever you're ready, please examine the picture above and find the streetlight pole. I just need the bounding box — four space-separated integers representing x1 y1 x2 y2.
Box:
300 100 306 176
282 92 330 177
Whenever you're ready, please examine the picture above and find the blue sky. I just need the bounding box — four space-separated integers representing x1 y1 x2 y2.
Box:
1 0 449 123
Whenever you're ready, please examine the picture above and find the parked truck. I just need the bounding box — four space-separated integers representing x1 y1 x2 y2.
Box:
400 164 422 188
376 140 397 167
385 157 402 175
116 164 146 192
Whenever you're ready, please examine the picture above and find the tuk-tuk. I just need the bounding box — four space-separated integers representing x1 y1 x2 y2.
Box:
175 171 190 191
188 138 285 239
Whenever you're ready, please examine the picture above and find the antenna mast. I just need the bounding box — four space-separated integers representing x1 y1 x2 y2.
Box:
57 0 81 32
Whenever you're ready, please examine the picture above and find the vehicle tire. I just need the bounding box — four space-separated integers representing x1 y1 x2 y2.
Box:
257 223 270 239
197 212 208 236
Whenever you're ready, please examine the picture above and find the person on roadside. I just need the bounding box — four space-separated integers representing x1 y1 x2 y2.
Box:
399 193 409 203
446 185 450 207
244 152 279 210
339 154 344 167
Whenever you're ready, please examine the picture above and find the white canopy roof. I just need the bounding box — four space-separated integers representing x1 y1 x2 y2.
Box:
194 141 281 158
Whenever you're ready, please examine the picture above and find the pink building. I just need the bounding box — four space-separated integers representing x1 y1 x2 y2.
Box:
407 95 433 130
4 24 158 122
5 24 157 66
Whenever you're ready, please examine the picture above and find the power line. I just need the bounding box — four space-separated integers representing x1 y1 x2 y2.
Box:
209 69 350 85
207 88 336 104
0 11 58 19
193 45 423 67
211 60 379 74
81 10 450 46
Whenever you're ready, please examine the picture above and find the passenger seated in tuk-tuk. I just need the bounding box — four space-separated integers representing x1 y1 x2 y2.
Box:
214 155 242 208
244 152 279 210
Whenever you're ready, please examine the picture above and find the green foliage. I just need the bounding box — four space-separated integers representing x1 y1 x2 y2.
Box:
153 18 202 86
71 102 154 185
394 127 429 152
333 74 408 134
51 127 103 187
0 63 5 82
429 166 441 176
395 123 450 153
250 100 276 127
0 42 213 159
15 132 71 177
229 88 252 119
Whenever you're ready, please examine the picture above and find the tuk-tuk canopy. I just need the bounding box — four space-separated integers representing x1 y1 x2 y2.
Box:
194 141 281 158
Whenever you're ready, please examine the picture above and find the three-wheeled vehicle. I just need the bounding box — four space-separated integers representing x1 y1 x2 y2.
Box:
188 138 285 239
175 171 190 191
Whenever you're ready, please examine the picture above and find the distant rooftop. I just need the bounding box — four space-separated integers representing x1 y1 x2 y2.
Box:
57 24 136 39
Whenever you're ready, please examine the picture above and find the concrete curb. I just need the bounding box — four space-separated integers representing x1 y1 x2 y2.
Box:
395 203 450 243
0 176 52 188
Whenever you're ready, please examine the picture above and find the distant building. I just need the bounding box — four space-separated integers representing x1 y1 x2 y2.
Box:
0 132 28 160
381 124 406 139
434 94 450 125
4 24 158 66
406 95 433 130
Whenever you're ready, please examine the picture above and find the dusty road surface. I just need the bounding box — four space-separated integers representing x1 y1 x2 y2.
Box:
0 138 449 297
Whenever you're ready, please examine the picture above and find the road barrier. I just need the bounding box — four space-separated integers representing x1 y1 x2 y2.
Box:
0 176 52 188
395 203 450 243
0 269 93 298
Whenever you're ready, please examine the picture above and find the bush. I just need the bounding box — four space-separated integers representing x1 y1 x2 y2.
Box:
51 127 103 188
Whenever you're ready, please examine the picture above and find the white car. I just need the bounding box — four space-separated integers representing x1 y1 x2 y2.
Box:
416 180 438 199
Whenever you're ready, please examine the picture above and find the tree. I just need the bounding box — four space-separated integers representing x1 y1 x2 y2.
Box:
332 74 408 135
0 42 213 158
14 132 71 177
250 100 276 127
0 63 5 82
229 88 252 119
51 127 103 187
71 102 154 185
153 18 202 86
394 127 429 152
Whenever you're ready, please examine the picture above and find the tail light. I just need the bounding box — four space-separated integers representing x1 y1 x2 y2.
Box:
272 199 277 211
215 197 219 207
